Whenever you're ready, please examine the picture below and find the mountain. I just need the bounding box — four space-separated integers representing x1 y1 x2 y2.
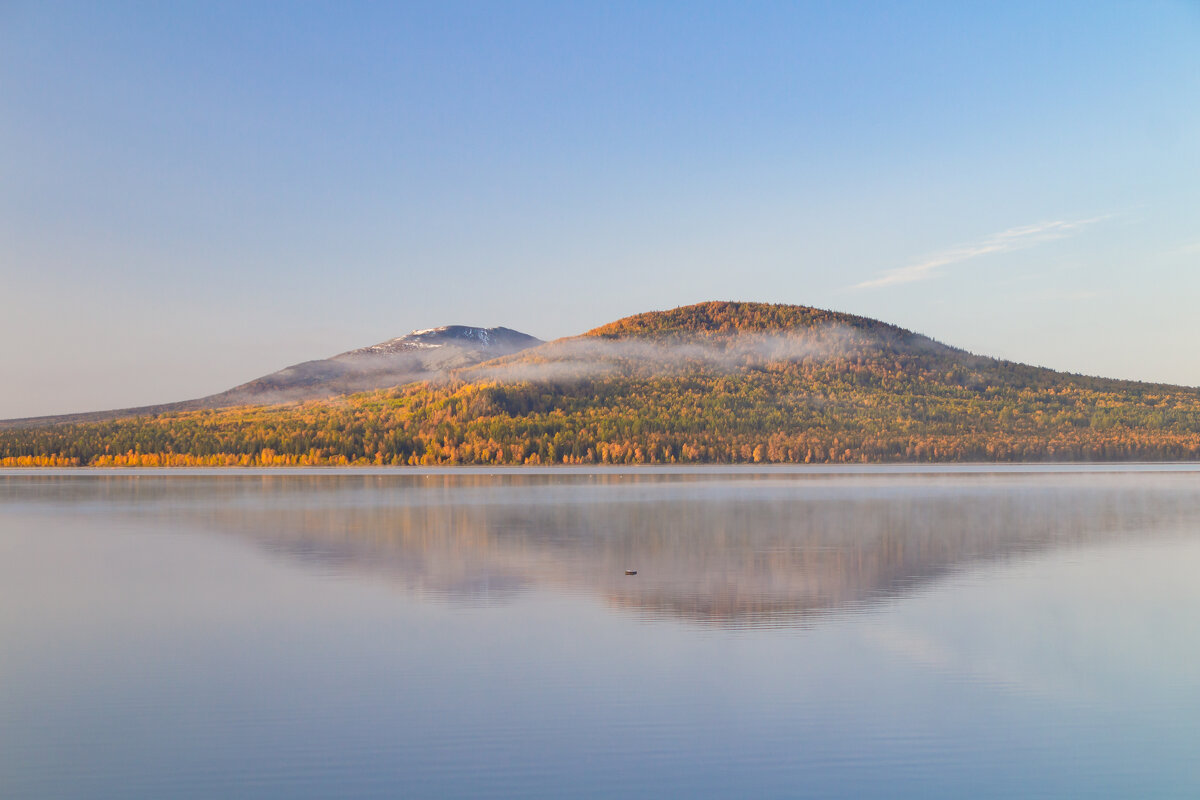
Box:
3 301 1200 465
201 325 542 407
465 300 965 382
0 325 542 429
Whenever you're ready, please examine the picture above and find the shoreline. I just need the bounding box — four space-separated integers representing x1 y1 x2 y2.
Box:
3 462 1200 477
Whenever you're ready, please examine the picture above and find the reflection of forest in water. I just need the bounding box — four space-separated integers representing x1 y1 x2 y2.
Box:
12 472 1200 627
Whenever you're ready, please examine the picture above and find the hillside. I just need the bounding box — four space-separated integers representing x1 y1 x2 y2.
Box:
204 325 542 406
586 301 935 342
3 301 1200 466
1 325 542 429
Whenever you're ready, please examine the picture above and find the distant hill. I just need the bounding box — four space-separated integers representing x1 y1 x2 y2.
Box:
1 325 542 429
585 301 938 342
468 300 963 383
3 301 1199 466
204 325 542 406
464 301 1153 393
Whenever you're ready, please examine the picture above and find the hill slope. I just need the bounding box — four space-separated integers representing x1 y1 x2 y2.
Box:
3 302 1199 466
204 325 542 406
1 325 542 429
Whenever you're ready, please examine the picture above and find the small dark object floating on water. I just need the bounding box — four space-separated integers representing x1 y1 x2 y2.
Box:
625 569 637 576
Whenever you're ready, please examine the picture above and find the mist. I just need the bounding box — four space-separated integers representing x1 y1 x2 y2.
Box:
464 324 875 384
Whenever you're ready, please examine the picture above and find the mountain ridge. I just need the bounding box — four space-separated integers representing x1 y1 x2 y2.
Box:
1 325 543 428
460 301 1183 394
3 301 1199 465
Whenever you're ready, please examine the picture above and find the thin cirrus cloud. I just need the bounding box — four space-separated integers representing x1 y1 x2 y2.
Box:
853 216 1108 290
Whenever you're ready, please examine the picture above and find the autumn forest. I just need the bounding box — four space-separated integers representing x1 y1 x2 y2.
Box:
4 302 1200 466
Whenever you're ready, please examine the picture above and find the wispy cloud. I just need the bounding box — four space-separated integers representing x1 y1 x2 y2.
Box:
853 216 1108 290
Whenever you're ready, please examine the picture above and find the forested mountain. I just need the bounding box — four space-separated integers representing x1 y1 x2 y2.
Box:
205 325 542 406
1 325 542 429
4 302 1200 466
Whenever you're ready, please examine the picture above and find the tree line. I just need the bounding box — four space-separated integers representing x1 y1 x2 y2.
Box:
4 351 1200 467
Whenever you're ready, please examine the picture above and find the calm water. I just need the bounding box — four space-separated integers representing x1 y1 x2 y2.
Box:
3 466 1200 798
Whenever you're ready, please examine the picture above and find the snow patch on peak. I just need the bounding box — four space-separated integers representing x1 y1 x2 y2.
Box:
408 325 497 345
337 324 541 359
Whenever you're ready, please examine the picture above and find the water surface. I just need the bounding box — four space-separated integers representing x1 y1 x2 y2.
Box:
2 466 1199 798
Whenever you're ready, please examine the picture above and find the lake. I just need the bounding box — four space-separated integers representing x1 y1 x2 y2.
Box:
3 465 1200 798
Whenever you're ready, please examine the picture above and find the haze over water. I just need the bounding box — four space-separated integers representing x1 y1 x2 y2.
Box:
3 466 1200 798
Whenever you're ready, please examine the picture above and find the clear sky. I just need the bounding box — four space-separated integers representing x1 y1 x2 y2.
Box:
2 0 1198 418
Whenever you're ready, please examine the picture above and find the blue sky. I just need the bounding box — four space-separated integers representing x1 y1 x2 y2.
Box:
2 1 1198 417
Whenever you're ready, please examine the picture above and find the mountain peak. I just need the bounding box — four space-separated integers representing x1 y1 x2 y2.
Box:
344 325 541 356
585 301 934 346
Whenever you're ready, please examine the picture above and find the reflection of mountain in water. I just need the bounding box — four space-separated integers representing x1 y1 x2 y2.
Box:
18 472 1200 627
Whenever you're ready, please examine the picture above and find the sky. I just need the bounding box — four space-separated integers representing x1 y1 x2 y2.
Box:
1 0 1198 418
